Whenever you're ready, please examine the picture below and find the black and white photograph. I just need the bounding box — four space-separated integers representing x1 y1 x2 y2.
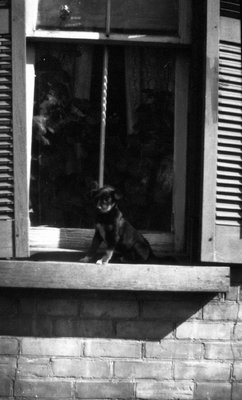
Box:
0 0 241 399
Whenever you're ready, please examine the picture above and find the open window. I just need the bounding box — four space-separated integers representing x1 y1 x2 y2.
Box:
25 0 190 259
0 0 232 292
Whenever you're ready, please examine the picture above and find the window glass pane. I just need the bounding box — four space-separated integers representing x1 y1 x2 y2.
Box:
30 43 174 232
36 0 107 32
106 46 174 230
111 0 178 35
30 43 103 227
36 0 178 35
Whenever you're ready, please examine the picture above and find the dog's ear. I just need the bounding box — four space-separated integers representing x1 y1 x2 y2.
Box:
113 190 122 201
104 186 122 201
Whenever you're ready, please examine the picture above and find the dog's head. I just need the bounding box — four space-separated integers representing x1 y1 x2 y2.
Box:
92 186 121 213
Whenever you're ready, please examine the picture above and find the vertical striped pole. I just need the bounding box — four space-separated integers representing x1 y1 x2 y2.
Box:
99 46 109 188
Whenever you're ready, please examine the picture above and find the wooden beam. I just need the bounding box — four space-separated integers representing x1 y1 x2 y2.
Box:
26 30 189 46
0 261 230 292
200 0 220 262
12 0 29 257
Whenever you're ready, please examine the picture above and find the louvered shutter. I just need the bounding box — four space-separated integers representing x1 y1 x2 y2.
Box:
0 0 29 258
201 0 242 262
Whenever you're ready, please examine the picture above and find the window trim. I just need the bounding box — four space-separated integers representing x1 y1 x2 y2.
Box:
24 0 191 256
12 0 29 257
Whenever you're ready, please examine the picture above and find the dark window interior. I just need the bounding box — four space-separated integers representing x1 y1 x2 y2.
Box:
30 43 175 232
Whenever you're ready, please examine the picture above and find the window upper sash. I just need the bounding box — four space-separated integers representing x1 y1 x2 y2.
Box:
25 0 191 45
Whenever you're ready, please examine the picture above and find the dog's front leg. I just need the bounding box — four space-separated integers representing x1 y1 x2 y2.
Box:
96 227 119 265
96 248 114 265
80 231 102 263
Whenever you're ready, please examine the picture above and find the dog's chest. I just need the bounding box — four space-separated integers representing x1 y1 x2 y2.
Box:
96 222 114 241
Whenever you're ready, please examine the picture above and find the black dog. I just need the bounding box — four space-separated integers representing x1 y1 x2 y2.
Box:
80 186 152 264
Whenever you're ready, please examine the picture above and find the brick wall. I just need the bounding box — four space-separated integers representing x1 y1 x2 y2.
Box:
0 268 241 399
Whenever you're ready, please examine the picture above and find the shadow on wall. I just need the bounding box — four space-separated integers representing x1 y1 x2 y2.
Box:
0 287 217 340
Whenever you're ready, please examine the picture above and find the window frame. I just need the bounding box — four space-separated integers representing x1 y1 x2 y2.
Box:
12 0 29 257
25 0 191 257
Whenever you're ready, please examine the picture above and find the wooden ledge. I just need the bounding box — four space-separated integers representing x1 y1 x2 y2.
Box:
0 261 230 292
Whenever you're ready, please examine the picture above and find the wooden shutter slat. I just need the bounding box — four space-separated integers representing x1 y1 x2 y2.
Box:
220 43 241 54
0 160 12 166
0 174 13 181
219 97 242 107
219 67 242 77
0 70 11 77
218 160 242 169
0 181 13 189
0 148 12 155
220 48 241 56
218 146 242 154
0 144 12 150
0 94 11 101
220 59 242 69
219 106 242 115
217 193 242 201
219 82 242 91
219 51 241 60
218 153 242 162
220 74 242 85
0 197 13 204
218 122 242 130
218 137 242 145
218 130 242 138
216 220 241 226
217 202 241 210
216 210 242 218
217 186 242 193
219 89 242 100
217 170 242 177
217 177 242 185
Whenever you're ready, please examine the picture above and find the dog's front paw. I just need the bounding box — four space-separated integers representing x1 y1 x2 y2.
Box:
96 258 109 265
80 255 92 263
